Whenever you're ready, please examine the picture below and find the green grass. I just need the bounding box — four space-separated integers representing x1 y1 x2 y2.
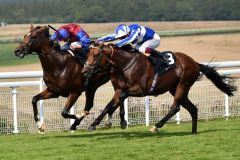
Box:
0 43 38 66
0 119 239 160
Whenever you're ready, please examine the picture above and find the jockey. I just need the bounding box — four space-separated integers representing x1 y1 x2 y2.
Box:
97 24 161 63
50 23 91 56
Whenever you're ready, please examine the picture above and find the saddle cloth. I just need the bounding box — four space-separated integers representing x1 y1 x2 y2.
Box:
152 51 176 75
149 51 176 93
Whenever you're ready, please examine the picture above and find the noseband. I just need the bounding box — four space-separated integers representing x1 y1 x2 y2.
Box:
19 33 41 57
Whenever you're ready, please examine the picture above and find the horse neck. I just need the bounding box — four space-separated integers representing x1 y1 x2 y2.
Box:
37 47 70 73
111 48 136 71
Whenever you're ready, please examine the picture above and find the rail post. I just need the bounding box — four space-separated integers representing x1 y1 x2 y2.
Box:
39 78 44 124
176 112 181 124
124 98 129 127
224 79 230 120
145 96 150 126
70 104 75 126
11 87 19 134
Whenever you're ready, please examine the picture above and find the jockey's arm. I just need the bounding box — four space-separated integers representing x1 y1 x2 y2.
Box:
80 37 91 48
115 30 139 47
50 32 59 41
97 34 117 42
77 31 91 48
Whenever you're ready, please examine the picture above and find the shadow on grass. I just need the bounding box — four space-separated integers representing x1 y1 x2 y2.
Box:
40 126 240 141
52 130 192 140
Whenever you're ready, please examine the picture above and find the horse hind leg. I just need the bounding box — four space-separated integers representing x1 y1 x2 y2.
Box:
119 102 128 129
150 83 189 133
151 101 180 133
181 97 198 134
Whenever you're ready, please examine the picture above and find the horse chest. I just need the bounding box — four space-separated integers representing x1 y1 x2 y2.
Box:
43 76 68 92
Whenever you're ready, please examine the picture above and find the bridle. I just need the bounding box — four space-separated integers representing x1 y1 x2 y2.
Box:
21 31 62 57
84 45 114 73
20 33 41 56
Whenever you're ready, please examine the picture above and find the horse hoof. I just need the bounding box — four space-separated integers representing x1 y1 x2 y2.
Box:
37 122 45 134
105 122 112 129
38 130 45 134
120 121 127 129
70 125 77 131
87 126 96 132
149 126 158 133
76 110 89 120
38 126 45 134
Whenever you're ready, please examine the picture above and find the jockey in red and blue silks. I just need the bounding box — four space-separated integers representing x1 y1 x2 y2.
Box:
50 23 91 56
97 24 161 63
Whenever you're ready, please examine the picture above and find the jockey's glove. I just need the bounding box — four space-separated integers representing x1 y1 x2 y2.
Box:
50 40 60 50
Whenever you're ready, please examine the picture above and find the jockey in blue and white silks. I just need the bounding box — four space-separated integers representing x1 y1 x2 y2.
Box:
97 24 161 59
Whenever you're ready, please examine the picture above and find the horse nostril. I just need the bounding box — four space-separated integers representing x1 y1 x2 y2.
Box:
15 49 20 54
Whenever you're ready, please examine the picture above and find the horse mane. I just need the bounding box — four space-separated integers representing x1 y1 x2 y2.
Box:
35 26 42 30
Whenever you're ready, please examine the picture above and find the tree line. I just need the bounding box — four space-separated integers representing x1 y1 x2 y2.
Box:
0 0 240 24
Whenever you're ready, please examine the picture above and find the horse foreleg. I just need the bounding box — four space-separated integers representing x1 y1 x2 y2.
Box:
32 88 58 132
70 89 96 130
104 102 127 129
88 90 127 131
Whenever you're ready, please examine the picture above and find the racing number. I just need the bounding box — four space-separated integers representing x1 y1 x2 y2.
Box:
166 53 174 65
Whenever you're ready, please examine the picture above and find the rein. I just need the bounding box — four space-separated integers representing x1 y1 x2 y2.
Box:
94 45 115 65
122 53 137 71
102 46 137 72
91 45 137 72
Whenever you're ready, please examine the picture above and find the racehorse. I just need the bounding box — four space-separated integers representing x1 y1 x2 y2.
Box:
14 25 127 133
82 42 236 133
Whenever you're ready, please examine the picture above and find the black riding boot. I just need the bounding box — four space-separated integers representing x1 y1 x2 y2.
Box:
150 49 161 56
150 49 168 64
147 55 157 65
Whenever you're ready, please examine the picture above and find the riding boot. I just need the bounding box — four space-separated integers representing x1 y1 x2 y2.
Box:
147 55 157 65
71 48 87 64
150 49 161 57
150 49 168 64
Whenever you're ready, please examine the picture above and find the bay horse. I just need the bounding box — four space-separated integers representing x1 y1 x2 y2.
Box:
14 25 127 133
82 42 236 133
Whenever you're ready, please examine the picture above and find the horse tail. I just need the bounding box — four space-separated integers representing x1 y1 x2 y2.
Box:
198 63 237 96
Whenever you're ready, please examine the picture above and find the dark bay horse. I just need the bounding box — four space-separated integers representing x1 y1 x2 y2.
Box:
82 43 236 133
14 25 127 133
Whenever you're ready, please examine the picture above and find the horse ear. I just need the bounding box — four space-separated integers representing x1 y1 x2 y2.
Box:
30 24 34 30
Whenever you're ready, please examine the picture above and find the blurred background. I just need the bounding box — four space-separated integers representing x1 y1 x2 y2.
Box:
0 0 240 135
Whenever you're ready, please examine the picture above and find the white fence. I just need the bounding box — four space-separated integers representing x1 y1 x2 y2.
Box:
0 61 240 134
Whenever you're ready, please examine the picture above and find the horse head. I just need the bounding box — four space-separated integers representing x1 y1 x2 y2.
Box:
15 25 50 58
81 42 114 79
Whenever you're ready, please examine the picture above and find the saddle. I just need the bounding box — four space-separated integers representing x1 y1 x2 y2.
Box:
151 51 176 75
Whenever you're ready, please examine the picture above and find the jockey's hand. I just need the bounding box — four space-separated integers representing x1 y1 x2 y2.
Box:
50 40 60 50
94 40 99 44
70 42 82 50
